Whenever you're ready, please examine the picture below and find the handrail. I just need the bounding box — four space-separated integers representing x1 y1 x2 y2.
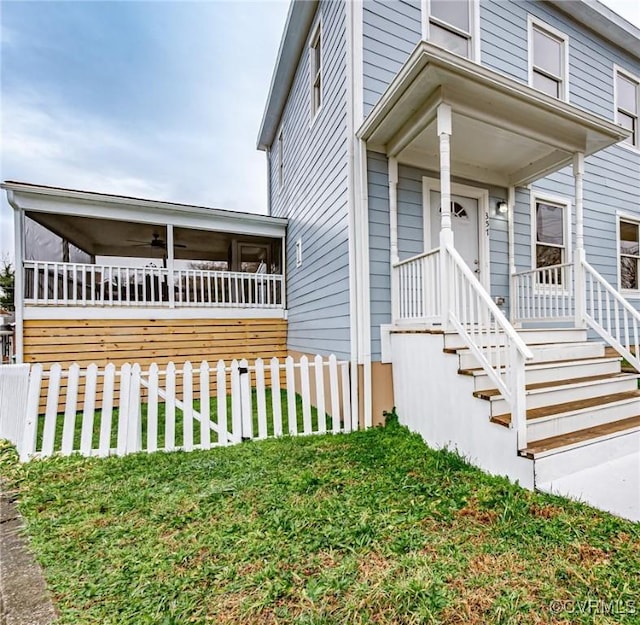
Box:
393 247 440 268
582 258 640 371
447 245 533 359
445 244 532 451
512 262 573 278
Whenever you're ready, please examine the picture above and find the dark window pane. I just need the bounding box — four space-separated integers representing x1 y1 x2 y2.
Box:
533 71 560 98
621 256 638 290
620 221 639 255
533 28 562 76
536 244 562 269
431 0 469 31
429 22 470 57
617 74 638 114
536 202 564 245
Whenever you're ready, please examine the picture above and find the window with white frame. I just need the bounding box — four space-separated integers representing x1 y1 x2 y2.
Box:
424 0 473 59
615 69 639 149
277 130 284 190
619 218 640 290
529 19 568 100
534 198 567 283
310 22 322 118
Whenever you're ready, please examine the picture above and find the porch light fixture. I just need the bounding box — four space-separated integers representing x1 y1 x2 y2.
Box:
496 201 508 215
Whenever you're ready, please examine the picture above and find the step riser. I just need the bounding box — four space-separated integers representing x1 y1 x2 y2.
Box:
473 359 622 392
534 431 640 484
527 400 640 440
445 329 587 350
489 378 639 415
458 343 604 370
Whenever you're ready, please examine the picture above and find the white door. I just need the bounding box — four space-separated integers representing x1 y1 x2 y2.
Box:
429 191 480 277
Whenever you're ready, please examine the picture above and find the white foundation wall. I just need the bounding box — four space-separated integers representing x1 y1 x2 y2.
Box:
390 332 534 489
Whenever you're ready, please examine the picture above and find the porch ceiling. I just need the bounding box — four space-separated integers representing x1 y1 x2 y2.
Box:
358 43 630 187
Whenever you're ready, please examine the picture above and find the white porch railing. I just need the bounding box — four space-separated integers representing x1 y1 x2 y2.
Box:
393 246 534 450
173 268 283 308
583 260 640 371
395 248 440 321
23 261 284 309
512 263 575 323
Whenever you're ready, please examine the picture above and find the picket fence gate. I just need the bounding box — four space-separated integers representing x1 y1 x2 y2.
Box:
0 355 356 462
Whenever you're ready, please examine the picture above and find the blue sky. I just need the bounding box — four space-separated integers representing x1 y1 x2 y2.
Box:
1 0 640 258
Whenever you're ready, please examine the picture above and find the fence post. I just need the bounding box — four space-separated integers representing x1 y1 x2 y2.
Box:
0 364 31 450
239 359 252 440
20 364 42 462
127 364 142 454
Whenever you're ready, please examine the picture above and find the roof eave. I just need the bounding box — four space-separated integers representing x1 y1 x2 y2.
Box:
256 0 318 151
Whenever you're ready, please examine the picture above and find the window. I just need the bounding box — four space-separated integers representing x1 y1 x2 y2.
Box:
529 18 568 100
615 68 639 149
534 198 567 283
310 22 322 118
277 131 283 190
620 219 640 291
424 0 473 59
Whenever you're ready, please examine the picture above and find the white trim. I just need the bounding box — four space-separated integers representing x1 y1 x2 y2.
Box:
11 197 24 363
309 17 323 124
613 64 640 152
23 307 287 321
422 177 491 291
277 129 284 192
295 237 302 268
421 0 479 62
527 15 570 103
530 191 572 272
616 211 640 296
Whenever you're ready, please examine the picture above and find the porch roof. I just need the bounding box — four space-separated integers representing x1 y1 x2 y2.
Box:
3 182 287 258
357 43 630 187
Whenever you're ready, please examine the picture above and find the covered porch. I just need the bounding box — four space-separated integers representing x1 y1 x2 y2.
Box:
6 183 287 316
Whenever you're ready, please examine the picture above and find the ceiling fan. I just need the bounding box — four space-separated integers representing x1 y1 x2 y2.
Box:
126 233 186 250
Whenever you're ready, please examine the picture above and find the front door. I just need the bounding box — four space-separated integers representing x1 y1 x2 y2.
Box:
428 191 480 277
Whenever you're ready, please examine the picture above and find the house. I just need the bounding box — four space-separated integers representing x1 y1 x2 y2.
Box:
258 0 640 519
2 182 289 371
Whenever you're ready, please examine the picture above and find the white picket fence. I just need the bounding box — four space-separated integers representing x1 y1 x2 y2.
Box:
0 355 356 462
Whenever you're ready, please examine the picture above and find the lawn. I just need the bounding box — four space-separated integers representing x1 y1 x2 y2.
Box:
1 418 639 624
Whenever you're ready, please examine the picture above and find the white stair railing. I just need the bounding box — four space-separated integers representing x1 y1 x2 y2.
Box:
582 259 640 371
445 245 534 451
512 262 575 323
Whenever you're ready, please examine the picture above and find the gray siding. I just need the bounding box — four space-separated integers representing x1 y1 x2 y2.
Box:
269 0 350 359
363 0 421 116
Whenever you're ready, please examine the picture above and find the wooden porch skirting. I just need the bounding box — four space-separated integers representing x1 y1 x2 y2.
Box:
23 318 287 412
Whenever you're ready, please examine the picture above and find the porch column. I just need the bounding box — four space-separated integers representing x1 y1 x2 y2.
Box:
508 186 517 323
166 224 175 309
13 204 24 363
573 152 586 327
389 157 399 321
438 103 453 328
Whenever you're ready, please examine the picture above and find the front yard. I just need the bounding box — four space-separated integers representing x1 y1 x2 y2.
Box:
1 419 639 624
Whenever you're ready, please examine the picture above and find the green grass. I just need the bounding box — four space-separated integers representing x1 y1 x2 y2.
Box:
35 390 325 453
1 419 639 624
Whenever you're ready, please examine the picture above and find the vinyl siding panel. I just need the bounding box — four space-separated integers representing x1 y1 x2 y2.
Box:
363 0 421 115
268 0 350 359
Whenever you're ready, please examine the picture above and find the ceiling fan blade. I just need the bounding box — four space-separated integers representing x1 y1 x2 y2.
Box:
174 243 187 248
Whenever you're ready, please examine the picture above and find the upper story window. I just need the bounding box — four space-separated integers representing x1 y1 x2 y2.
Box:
423 0 474 59
615 68 639 149
529 18 568 101
619 218 640 291
309 22 322 119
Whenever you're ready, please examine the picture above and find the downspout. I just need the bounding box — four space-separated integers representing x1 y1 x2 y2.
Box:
7 190 24 363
